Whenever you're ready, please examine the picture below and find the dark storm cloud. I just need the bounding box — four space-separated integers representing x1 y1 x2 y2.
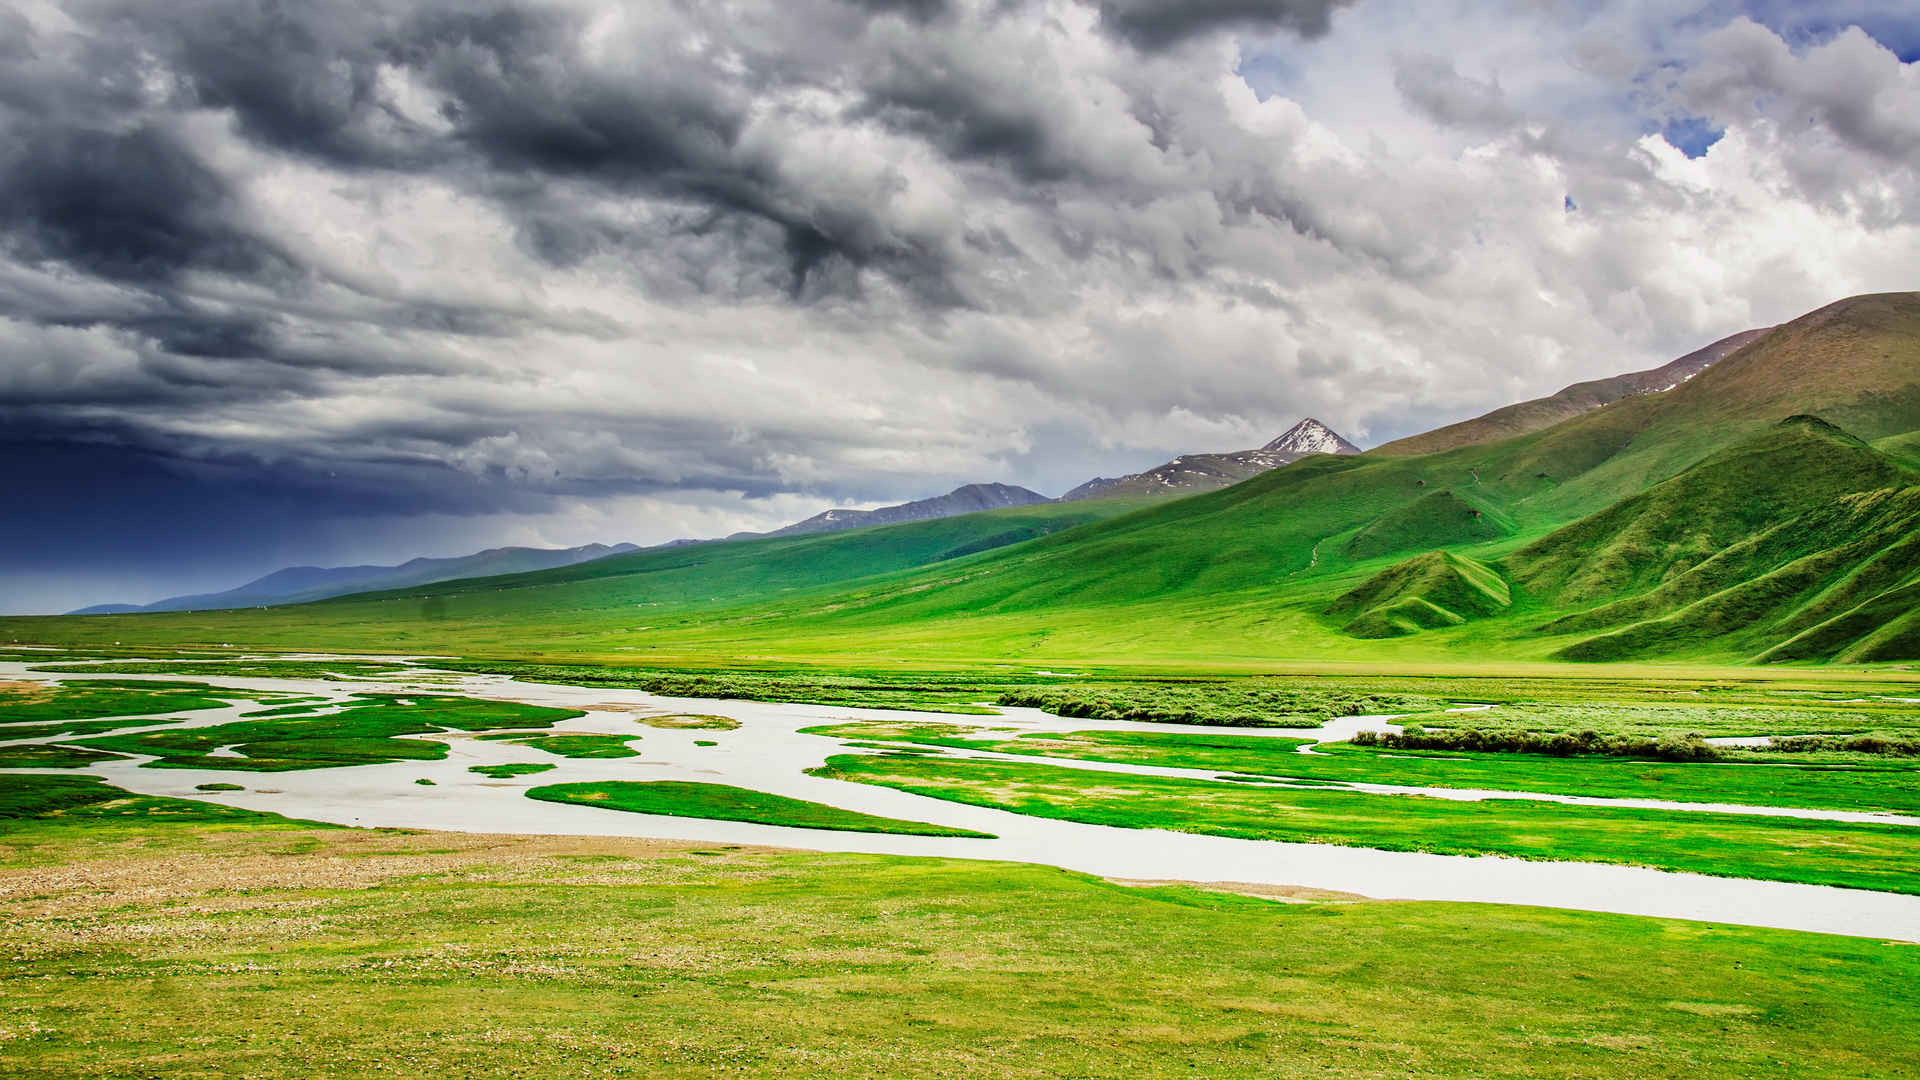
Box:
0 124 287 285
839 0 953 21
101 0 957 300
1095 0 1353 50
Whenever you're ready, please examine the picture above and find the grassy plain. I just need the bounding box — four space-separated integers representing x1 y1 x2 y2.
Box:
476 732 641 759
806 722 1920 814
3 804 1918 1079
28 660 408 679
0 679 241 726
76 695 583 771
812 755 1920 893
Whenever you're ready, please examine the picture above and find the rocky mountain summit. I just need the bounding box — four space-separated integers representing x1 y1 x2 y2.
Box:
1060 418 1363 502
1264 418 1364 456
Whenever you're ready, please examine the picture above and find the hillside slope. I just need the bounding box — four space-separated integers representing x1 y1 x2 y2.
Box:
747 483 1051 539
1544 478 1920 664
1373 328 1770 457
1510 416 1909 606
1323 414 1920 662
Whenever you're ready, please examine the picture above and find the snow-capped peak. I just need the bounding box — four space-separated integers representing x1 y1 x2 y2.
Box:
1262 418 1362 456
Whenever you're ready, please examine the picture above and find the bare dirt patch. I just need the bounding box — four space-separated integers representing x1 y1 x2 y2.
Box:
0 680 53 703
580 704 744 730
635 713 741 731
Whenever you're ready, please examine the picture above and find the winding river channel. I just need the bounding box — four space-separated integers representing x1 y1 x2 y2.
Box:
5 658 1918 942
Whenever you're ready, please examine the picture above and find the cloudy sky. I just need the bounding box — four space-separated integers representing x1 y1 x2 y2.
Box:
3 0 1918 612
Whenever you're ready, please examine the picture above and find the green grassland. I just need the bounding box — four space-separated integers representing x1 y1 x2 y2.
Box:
2 791 1916 1079
476 731 641 759
468 762 557 779
806 722 1920 814
0 679 242 726
1409 699 1920 737
0 774 318 828
0 744 127 770
811 755 1920 893
28 659 409 679
527 780 994 838
76 695 584 771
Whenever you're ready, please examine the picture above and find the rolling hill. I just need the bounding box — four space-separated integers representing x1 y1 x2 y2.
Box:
1371 328 1770 457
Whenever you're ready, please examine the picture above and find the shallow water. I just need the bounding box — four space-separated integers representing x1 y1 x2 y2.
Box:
5 659 1918 941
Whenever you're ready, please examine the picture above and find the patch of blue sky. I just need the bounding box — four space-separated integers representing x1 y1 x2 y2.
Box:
1657 114 1726 159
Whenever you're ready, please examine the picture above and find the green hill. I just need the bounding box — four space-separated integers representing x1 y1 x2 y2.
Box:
1546 484 1920 663
1342 489 1514 561
1327 551 1512 638
1371 327 1770 457
1508 415 1910 606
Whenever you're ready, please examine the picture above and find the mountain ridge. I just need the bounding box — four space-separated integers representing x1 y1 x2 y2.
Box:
69 542 640 615
735 482 1053 540
1059 418 1362 502
1371 327 1771 458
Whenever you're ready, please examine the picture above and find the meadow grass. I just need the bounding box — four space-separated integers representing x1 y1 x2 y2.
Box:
469 762 558 779
0 744 125 769
525 780 993 838
0 679 240 726
77 695 583 771
808 722 1920 814
0 809 1916 1078
1413 699 1920 737
476 732 641 759
811 755 1920 893
28 660 407 679
0 774 318 827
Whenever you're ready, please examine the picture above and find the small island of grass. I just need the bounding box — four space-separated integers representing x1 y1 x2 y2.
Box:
525 781 993 838
469 762 557 779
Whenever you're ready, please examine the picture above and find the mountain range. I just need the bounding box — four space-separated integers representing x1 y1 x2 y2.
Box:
69 543 639 615
80 427 1356 614
1060 419 1362 501
1371 328 1771 457
27 291 1920 667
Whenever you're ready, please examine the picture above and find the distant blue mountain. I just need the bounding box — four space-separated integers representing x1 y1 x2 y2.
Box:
731 483 1052 540
69 542 638 615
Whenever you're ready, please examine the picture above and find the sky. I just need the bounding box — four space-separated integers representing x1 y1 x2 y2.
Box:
3 0 1919 613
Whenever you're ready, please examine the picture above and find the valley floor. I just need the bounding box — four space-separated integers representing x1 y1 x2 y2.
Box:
4 651 1918 1077
3 658 1917 938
